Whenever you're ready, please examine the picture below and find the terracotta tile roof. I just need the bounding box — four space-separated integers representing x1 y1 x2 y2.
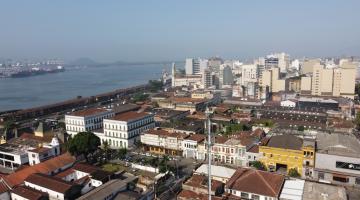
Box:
11 185 48 200
186 134 206 142
226 168 285 198
214 136 229 144
0 179 10 194
178 190 225 200
170 97 206 103
55 168 75 178
110 111 151 122
73 163 98 174
74 175 91 185
4 153 75 187
25 173 75 194
70 107 109 117
144 129 188 139
247 145 259 153
184 174 223 191
178 190 206 200
265 135 303 150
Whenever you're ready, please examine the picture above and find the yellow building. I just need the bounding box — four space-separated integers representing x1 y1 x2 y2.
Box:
259 135 315 178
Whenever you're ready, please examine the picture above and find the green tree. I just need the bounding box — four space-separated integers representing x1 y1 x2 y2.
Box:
288 168 301 178
250 161 267 171
132 93 149 102
102 141 111 161
148 80 163 92
116 148 127 160
159 155 169 173
297 126 305 132
68 132 100 161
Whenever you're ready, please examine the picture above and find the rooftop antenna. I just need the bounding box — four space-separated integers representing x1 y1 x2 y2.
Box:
205 106 213 200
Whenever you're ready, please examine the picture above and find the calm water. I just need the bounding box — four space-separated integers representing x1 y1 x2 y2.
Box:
0 64 170 111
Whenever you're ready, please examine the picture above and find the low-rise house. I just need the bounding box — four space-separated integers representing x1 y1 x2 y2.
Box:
2 152 75 188
149 108 189 123
194 164 236 183
77 172 139 200
140 128 187 156
181 174 224 196
197 136 247 166
225 168 285 200
259 135 315 178
0 133 59 170
28 136 61 166
314 132 360 186
24 173 81 200
11 185 49 200
182 134 206 159
157 97 207 113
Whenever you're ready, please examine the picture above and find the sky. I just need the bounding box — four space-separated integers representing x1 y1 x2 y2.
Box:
0 0 360 62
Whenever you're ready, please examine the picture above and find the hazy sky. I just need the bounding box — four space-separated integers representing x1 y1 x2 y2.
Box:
1 0 359 62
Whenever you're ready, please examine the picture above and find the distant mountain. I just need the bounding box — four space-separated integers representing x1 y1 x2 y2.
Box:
70 57 98 66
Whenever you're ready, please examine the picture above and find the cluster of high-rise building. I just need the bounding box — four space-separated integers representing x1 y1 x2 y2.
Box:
171 54 359 100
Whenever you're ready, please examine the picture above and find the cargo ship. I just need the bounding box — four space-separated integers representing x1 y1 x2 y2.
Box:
8 66 65 78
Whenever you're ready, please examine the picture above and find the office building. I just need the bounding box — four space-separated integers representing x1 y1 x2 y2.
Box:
185 58 208 75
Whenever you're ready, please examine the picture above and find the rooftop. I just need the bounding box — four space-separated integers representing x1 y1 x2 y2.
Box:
73 163 99 174
0 133 50 155
302 181 346 200
279 179 305 200
316 132 360 157
70 107 109 117
195 164 236 180
185 134 206 142
184 174 223 191
144 128 188 139
77 173 138 200
4 152 75 187
263 135 304 151
25 173 75 194
226 168 285 198
110 111 151 122
11 185 48 200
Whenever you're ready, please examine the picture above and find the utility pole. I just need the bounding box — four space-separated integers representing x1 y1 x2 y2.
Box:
205 107 213 200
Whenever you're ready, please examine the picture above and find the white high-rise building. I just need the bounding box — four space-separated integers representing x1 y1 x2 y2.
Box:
185 58 208 75
266 53 290 73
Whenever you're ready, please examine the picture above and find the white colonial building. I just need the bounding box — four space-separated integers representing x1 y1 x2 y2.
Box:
65 108 114 137
101 111 155 149
28 136 61 166
182 134 205 159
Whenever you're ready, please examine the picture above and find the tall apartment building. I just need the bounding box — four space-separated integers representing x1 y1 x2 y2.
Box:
185 58 208 75
222 65 234 85
202 68 213 89
304 65 356 99
102 111 155 149
265 56 279 70
260 67 286 93
65 108 115 137
301 59 321 74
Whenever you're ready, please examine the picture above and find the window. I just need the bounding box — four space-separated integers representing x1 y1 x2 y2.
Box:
252 194 260 200
318 172 325 180
333 175 349 183
355 177 360 185
241 192 249 198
